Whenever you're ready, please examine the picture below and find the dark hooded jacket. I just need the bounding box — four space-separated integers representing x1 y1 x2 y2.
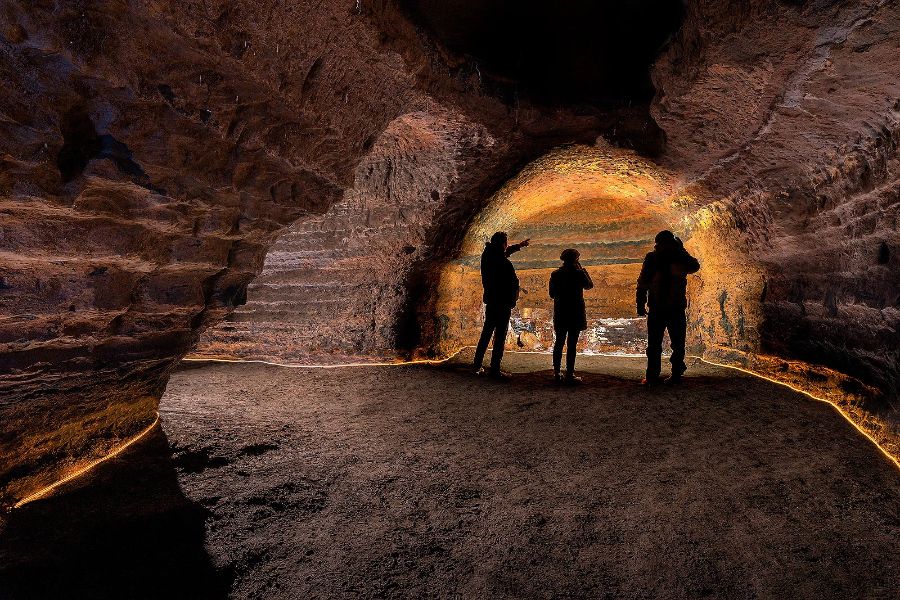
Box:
549 264 594 331
636 239 700 311
480 242 523 308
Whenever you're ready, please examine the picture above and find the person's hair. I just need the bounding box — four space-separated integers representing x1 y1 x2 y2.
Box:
490 231 508 246
560 248 580 264
655 230 676 244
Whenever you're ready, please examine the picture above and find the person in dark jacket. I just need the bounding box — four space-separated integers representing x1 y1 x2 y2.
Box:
636 230 700 385
473 231 530 378
549 248 594 384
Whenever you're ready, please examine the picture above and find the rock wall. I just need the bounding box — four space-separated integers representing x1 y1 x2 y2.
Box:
195 104 493 362
0 0 415 504
0 0 618 505
651 0 900 405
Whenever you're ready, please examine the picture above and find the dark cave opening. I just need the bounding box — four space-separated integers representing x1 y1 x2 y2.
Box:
56 106 153 186
399 0 685 107
56 108 102 183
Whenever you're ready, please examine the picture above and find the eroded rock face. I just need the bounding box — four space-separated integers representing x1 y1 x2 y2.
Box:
0 0 618 504
0 0 409 503
194 105 494 362
651 0 900 402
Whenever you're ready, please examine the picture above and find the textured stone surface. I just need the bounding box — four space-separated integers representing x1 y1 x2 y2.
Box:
651 0 900 402
0 0 409 504
195 104 493 362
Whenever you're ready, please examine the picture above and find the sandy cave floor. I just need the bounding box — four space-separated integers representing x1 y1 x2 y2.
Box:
1 350 899 599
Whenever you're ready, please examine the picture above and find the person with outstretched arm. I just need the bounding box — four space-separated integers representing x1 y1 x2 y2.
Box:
636 230 700 386
473 231 530 379
549 248 594 384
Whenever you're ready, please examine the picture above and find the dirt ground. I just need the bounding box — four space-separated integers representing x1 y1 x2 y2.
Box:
2 350 899 599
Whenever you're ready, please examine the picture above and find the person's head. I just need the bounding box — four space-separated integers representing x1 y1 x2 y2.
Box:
490 231 508 250
560 248 580 265
654 229 680 250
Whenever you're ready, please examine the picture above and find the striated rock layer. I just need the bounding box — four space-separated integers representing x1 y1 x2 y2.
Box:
2 0 899 505
0 0 621 504
651 0 900 408
195 104 493 362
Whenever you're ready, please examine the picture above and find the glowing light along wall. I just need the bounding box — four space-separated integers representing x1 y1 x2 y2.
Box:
434 143 763 358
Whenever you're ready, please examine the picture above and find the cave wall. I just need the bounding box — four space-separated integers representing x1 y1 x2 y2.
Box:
0 0 616 505
194 104 494 362
651 0 900 404
0 0 417 504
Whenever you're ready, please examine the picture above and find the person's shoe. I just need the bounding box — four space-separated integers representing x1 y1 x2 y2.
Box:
553 372 563 384
488 369 511 380
663 373 683 384
565 373 583 385
640 376 662 387
473 367 486 376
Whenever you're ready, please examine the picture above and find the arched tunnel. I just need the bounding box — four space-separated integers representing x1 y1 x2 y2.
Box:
1 0 899 597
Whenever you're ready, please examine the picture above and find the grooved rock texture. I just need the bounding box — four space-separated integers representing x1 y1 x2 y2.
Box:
0 0 398 503
0 0 617 504
194 104 493 362
651 0 900 404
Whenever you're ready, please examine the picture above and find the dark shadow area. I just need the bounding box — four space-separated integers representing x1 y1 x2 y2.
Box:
399 0 684 107
57 106 159 190
442 362 725 392
0 428 232 600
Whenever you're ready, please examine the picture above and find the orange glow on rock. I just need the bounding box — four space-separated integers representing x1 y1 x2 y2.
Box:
436 143 754 356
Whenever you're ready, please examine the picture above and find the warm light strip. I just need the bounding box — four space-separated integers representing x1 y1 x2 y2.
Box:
181 347 469 369
692 356 900 470
182 346 646 369
12 413 161 509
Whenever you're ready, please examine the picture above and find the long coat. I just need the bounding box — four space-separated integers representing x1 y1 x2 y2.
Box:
549 264 594 331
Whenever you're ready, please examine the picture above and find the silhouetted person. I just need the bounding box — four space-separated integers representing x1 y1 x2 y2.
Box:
637 230 700 385
549 248 594 384
473 231 530 378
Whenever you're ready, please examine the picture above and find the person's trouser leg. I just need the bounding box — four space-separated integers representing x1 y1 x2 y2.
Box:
566 328 580 375
552 327 566 374
668 309 687 376
489 306 511 374
646 310 665 380
473 309 497 370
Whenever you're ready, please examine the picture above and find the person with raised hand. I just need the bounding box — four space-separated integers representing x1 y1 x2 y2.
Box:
636 230 700 386
473 231 530 379
549 248 594 384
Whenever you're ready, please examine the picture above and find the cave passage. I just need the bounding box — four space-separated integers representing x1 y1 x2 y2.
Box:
2 3 900 597
435 144 716 356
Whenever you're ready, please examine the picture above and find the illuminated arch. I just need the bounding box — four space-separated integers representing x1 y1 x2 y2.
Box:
434 143 762 357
